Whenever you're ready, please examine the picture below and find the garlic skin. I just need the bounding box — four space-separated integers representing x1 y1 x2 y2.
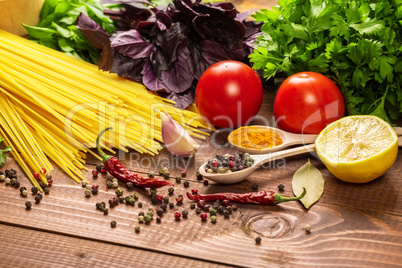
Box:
158 111 200 157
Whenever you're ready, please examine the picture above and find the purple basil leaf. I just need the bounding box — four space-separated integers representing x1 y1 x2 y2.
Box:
76 13 109 50
155 22 189 65
142 57 167 91
156 11 172 29
111 29 154 59
192 39 231 80
225 38 246 61
161 46 193 93
235 9 257 22
210 2 237 18
98 41 114 71
111 52 144 81
167 85 195 109
244 32 262 54
244 20 263 38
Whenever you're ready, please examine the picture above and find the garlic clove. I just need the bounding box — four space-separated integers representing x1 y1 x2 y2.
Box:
158 110 200 157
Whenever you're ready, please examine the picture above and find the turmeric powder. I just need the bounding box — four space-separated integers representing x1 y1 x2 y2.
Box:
228 126 283 150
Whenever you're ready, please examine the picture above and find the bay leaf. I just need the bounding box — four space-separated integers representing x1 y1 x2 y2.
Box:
292 159 325 209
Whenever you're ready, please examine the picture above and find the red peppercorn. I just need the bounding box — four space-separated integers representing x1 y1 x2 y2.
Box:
191 189 199 194
212 160 218 167
108 198 116 206
47 178 53 186
92 170 99 177
175 195 184 203
174 211 181 220
222 199 230 207
232 204 238 211
33 173 39 180
179 168 184 171
41 168 46 174
200 213 207 221
197 200 206 208
156 194 164 202
229 160 235 167
181 171 187 178
91 185 99 190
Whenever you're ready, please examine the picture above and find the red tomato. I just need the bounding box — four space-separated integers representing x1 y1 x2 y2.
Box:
195 61 263 128
274 72 345 134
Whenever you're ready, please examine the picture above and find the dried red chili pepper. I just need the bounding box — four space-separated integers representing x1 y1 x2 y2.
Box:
96 127 173 188
186 188 306 205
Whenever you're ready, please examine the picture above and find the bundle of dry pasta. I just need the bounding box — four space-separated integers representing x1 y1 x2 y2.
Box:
0 29 212 189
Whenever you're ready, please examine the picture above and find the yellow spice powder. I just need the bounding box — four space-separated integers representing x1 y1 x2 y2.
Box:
228 126 283 149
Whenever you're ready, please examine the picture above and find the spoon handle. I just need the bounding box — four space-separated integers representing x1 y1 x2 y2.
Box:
253 144 316 167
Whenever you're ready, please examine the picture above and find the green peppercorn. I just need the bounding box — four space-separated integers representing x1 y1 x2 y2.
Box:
147 211 154 218
148 172 155 178
138 215 144 222
125 196 135 205
175 177 181 183
209 208 217 216
115 188 123 196
25 201 32 210
144 214 152 223
133 192 139 200
211 215 217 223
255 236 262 244
111 221 117 228
126 182 134 189
138 202 143 208
158 169 164 176
84 189 91 197
183 181 189 188
134 225 141 232
31 186 38 195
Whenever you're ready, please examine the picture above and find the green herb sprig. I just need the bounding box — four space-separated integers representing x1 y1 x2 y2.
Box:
0 137 12 167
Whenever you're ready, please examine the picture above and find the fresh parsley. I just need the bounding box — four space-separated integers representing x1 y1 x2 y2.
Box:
0 137 12 167
250 0 402 123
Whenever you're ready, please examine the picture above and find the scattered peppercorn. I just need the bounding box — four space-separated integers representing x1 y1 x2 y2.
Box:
138 202 143 208
181 171 187 178
148 172 155 178
163 171 170 179
158 169 164 176
217 206 224 214
222 199 230 207
157 208 164 217
35 194 42 204
126 182 134 189
182 210 188 218
31 186 38 195
151 195 158 205
223 210 230 219
106 181 113 188
211 215 217 223
255 236 262 244
92 188 99 195
81 181 87 187
133 192 139 200
278 184 285 191
183 181 190 188
200 213 207 221
25 201 32 210
92 169 99 177
197 200 206 208
226 206 232 214
96 165 104 172
190 204 196 210
160 203 167 212
138 211 145 217
19 186 27 194
125 196 135 205
0 174 5 182
202 205 210 212
43 187 50 195
196 171 203 181
147 210 154 218
21 189 28 197
111 221 117 228
156 216 162 223
176 195 184 204
168 187 174 195
175 177 181 183
251 183 259 191
135 225 141 232
4 178 10 185
304 224 311 234
174 211 181 220
115 188 123 196
232 205 238 211
144 214 152 223
191 188 198 194
138 215 144 222
10 178 16 186
103 208 109 215
112 181 118 188
47 177 53 186
209 208 217 216
84 189 91 197
203 180 209 186
196 207 202 214
86 184 91 190
156 194 164 202
169 202 174 209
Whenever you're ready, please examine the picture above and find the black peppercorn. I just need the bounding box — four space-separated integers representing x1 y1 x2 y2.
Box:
232 205 238 211
251 183 258 191
19 186 27 194
14 180 20 188
103 208 109 215
126 182 134 189
25 201 32 210
43 187 50 195
10 178 16 186
138 211 145 217
175 177 181 183
183 181 189 188
163 196 169 203
157 208 164 217
182 210 188 218
223 210 230 219
217 206 224 214
35 193 42 204
195 207 202 214
255 236 262 244
168 187 174 195
169 202 174 209
156 216 161 223
160 203 167 212
196 171 203 181
151 195 158 205
203 180 209 186
31 186 39 195
138 202 143 208
190 203 196 210
278 184 285 191
111 221 117 228
96 165 104 172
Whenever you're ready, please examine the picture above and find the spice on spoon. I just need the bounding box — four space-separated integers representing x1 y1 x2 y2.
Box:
228 126 283 150
186 188 306 205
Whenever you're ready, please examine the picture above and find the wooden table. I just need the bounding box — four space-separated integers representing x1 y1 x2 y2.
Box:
1 1 402 267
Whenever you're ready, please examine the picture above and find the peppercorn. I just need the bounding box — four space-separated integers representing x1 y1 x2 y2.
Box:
181 171 187 178
160 203 167 212
191 188 198 194
223 210 230 219
158 169 164 176
125 196 135 205
31 186 38 195
168 187 174 195
174 211 181 220
202 206 210 212
96 202 102 210
304 224 311 234
196 171 203 181
139 211 145 216
119 196 125 204
103 208 109 215
126 182 133 189
157 208 164 217
112 181 118 188
278 184 285 191
255 236 262 244
251 183 258 191
0 174 5 182
182 210 188 218
175 195 184 204
138 202 143 208
115 188 123 196
19 186 27 194
222 199 230 207
135 225 141 232
209 208 217 216
217 206 224 214
96 165 104 172
203 180 209 186
150 188 157 196
10 178 16 186
196 207 202 214
156 194 164 202
114 197 120 205
14 180 20 188
200 213 207 221
4 177 10 185
190 204 196 210
106 181 113 188
232 205 238 211
81 181 88 188
109 198 117 207
86 184 91 190
0 171 3 175
175 177 181 183
25 201 32 210
21 189 28 197
138 215 144 222
35 194 42 204
197 200 206 208
169 202 174 209
133 192 139 200
33 173 39 180
147 210 154 218
43 187 50 195
183 181 189 188
111 221 117 228
92 169 98 177
144 214 152 223
92 188 99 195
211 215 217 223
148 172 155 178
226 206 232 214
163 171 170 179
151 196 158 205
84 189 91 197
156 216 161 223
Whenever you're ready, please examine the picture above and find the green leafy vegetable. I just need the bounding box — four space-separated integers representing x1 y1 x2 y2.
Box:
250 0 402 123
0 137 12 167
24 0 117 64
292 159 324 209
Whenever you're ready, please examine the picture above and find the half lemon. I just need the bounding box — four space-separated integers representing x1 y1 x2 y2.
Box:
315 115 398 183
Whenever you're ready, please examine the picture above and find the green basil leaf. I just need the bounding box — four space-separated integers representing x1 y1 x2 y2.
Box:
292 159 325 209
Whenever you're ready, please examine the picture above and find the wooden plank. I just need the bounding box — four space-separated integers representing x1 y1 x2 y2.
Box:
0 223 230 268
